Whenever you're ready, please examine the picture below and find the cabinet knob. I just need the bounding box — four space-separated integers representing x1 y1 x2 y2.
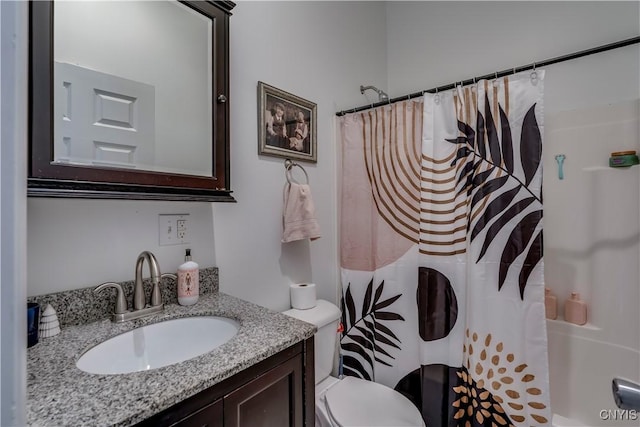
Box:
217 94 227 103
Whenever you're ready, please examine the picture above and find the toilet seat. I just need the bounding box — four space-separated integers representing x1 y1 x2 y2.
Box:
321 376 425 427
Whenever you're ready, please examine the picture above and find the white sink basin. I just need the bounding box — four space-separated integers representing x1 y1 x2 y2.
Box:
76 316 239 375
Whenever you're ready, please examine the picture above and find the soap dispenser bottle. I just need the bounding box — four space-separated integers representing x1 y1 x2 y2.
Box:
564 292 587 325
177 249 199 306
544 288 557 320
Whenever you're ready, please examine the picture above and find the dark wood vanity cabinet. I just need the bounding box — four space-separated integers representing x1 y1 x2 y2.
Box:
224 354 303 427
138 338 315 427
29 1 236 202
173 399 223 427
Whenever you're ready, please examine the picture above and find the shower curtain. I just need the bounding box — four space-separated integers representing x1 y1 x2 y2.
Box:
339 71 550 426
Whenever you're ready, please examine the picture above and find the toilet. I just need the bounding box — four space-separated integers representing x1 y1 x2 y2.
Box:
284 299 426 427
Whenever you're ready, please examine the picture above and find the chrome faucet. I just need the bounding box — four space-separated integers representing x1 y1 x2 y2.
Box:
95 251 177 323
613 378 640 411
134 251 162 310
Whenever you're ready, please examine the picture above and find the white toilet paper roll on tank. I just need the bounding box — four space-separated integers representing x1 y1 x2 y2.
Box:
290 283 317 310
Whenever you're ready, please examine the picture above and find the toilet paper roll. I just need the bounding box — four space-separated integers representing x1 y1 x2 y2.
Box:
290 283 317 310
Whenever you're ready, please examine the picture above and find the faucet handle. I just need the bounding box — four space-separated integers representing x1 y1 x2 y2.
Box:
148 272 177 307
94 282 128 315
161 273 177 281
148 273 177 307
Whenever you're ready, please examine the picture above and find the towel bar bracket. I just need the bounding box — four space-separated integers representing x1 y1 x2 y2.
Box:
284 159 309 185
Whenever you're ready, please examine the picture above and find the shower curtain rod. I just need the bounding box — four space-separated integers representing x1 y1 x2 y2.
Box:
336 35 640 117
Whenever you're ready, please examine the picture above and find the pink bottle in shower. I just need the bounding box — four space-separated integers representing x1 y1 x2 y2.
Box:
564 292 587 325
544 288 557 320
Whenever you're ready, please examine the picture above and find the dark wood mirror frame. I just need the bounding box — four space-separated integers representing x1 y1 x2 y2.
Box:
29 0 236 202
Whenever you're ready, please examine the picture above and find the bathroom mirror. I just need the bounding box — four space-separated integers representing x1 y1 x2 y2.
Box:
29 1 236 201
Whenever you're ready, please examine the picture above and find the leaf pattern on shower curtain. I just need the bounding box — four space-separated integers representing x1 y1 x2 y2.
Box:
448 95 543 299
340 278 405 380
456 329 549 425
451 366 516 426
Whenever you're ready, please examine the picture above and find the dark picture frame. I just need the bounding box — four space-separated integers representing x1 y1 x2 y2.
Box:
258 81 317 163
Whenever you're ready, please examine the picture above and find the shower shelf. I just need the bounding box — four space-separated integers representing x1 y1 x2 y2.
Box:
546 318 601 331
583 165 639 173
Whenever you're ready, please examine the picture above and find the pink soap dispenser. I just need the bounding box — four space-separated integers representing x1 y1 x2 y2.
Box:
544 288 557 320
564 292 587 325
177 249 199 306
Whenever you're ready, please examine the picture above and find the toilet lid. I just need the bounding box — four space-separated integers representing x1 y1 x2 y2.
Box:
324 376 425 427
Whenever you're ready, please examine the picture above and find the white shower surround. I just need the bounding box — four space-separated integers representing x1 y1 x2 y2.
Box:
544 100 640 426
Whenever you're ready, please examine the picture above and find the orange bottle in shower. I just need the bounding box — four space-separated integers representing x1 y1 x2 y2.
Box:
544 288 557 320
564 292 587 325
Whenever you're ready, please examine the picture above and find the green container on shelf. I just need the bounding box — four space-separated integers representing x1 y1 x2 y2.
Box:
609 150 639 168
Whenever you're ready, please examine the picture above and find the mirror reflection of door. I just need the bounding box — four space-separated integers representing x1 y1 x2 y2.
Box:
53 1 213 177
54 62 156 170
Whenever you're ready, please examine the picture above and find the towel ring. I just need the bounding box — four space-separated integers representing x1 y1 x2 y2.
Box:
284 159 309 185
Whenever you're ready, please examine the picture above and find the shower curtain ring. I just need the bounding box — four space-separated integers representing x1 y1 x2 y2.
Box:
494 71 498 79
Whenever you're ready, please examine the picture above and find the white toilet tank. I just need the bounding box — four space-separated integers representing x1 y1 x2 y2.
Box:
283 299 341 384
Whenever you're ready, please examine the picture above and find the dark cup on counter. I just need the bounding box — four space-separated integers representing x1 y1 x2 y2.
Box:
27 302 40 347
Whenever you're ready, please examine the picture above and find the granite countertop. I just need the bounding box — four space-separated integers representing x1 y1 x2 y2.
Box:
27 292 316 427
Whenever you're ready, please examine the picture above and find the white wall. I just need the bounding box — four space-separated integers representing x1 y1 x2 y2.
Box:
1 1 28 424
27 1 388 312
213 1 388 310
386 1 640 103
27 199 216 296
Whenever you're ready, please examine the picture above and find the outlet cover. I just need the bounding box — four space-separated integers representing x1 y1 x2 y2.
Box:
159 214 190 246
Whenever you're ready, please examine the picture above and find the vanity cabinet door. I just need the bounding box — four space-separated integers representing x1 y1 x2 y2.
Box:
224 355 304 427
136 339 313 427
172 398 223 427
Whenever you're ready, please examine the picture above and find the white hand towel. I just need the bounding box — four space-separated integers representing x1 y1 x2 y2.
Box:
282 182 321 243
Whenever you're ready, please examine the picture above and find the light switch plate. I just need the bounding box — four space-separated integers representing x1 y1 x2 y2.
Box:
159 214 190 246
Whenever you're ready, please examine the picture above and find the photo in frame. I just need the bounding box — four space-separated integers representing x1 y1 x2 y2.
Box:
258 81 317 163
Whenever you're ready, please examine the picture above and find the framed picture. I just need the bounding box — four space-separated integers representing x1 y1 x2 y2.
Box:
258 81 317 163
